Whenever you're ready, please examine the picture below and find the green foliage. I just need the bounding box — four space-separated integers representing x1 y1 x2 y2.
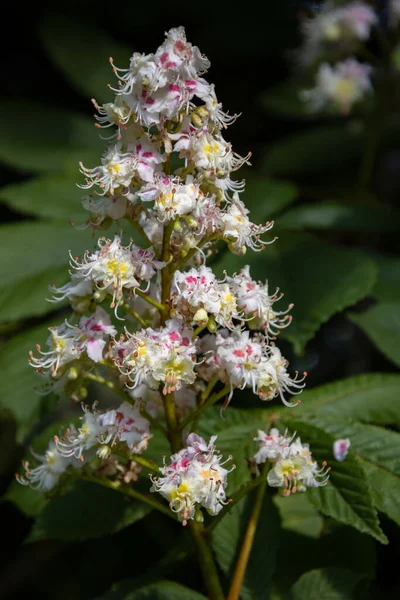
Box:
0 101 102 173
98 581 207 600
277 418 387 543
0 173 85 221
39 14 131 101
277 201 400 232
212 493 281 600
261 125 365 177
273 493 323 539
0 321 55 441
214 233 377 354
288 568 363 600
243 176 298 222
29 479 151 541
349 303 400 367
297 373 400 425
197 406 266 491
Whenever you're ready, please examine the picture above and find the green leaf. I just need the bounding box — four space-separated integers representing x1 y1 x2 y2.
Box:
243 176 298 223
0 173 85 221
289 568 363 600
348 302 400 367
29 479 151 541
278 201 400 232
0 321 54 441
197 407 267 491
277 419 387 543
97 580 207 600
39 14 131 101
371 254 400 303
214 233 377 354
0 265 69 324
212 492 281 600
293 415 400 526
273 493 323 539
0 101 103 173
261 125 365 178
298 373 400 425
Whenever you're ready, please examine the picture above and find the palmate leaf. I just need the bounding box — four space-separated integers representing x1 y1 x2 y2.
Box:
212 492 281 600
371 253 400 303
277 418 387 544
297 373 400 426
348 302 400 368
0 101 102 173
213 232 377 354
39 14 131 102
28 479 151 541
294 415 400 526
288 568 363 600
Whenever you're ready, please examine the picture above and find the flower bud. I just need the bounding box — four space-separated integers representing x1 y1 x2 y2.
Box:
193 308 208 325
207 316 218 333
68 366 79 380
97 445 112 460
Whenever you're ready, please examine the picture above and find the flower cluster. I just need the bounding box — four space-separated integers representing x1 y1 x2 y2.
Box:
150 434 233 525
254 428 330 495
17 401 151 491
20 27 320 522
299 1 376 114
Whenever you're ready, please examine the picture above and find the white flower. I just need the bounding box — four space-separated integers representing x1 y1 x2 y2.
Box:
16 441 79 491
99 402 152 452
81 194 128 225
150 434 233 524
55 406 106 460
301 2 377 63
257 345 306 407
138 176 201 221
221 195 274 254
70 235 162 312
78 306 117 362
111 318 197 394
109 27 210 127
48 273 93 313
333 438 351 462
253 428 293 463
29 323 82 376
227 265 293 336
301 59 372 114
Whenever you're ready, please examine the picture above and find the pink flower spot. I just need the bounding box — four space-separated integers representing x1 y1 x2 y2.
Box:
159 51 169 65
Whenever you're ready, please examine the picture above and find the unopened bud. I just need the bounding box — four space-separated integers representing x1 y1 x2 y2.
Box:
183 215 199 230
78 387 88 400
68 366 79 380
193 308 208 325
207 316 218 333
173 220 184 233
97 445 112 460
191 113 203 127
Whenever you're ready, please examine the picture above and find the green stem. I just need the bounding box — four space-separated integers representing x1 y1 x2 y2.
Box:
180 385 231 430
188 521 225 600
122 302 147 327
162 392 181 453
207 473 266 533
78 471 177 521
227 464 269 600
125 216 155 252
135 289 165 312
193 324 207 337
84 371 132 403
